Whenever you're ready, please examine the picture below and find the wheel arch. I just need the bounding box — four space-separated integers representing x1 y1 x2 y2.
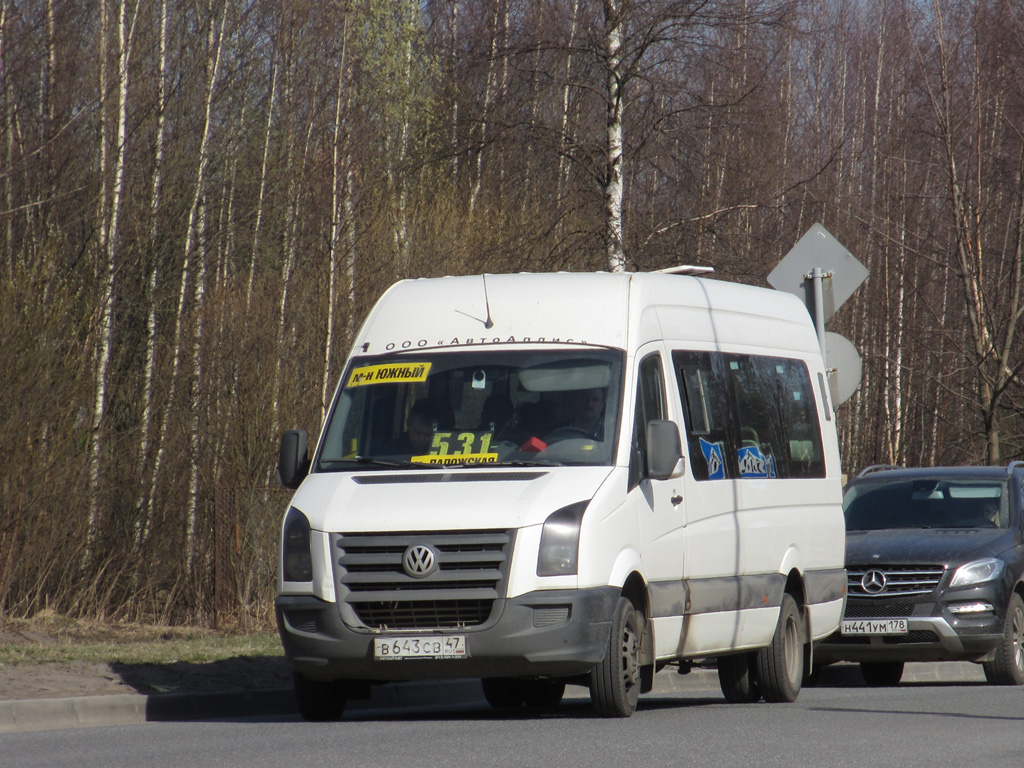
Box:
620 571 656 692
783 568 812 676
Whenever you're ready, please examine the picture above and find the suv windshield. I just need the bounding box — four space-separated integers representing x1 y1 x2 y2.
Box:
315 349 623 469
844 477 1010 531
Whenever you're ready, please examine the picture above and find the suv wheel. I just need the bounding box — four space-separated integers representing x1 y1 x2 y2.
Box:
983 592 1024 685
860 661 903 686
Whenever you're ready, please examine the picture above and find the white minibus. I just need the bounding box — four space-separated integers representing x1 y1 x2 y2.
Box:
276 270 847 718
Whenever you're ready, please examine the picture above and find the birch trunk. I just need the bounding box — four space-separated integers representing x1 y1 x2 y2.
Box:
89 0 137 556
148 0 227 542
555 0 582 223
137 0 168 545
468 1 502 217
1 0 11 274
323 23 352 422
272 68 321 451
184 2 227 570
393 37 413 276
603 0 625 272
246 61 277 314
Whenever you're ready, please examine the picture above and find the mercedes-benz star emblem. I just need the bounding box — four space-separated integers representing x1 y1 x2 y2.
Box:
403 544 438 578
861 569 887 594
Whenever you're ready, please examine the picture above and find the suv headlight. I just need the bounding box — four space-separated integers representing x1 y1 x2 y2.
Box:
949 558 1003 588
282 507 314 582
537 501 589 577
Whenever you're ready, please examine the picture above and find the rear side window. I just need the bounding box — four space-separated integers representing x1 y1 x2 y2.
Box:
674 351 825 481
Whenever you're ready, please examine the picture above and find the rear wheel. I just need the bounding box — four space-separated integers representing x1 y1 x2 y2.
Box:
717 652 761 703
589 596 643 717
983 592 1024 685
755 593 804 702
293 673 346 721
860 661 904 687
481 678 525 709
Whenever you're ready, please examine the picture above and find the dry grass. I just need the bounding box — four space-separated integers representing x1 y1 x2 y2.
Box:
0 610 282 666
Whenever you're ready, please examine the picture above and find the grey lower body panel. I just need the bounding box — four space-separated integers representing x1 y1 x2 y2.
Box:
649 567 847 619
277 586 620 682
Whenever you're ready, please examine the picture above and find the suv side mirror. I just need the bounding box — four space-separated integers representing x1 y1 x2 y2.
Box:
647 419 685 480
278 429 310 489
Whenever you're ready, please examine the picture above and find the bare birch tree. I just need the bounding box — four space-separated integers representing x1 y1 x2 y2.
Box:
919 1 1024 464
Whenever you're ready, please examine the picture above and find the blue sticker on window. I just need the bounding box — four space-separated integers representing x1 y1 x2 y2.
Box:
699 438 726 479
737 445 776 478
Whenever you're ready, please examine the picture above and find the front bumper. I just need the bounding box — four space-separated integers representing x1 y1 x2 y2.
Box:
815 592 1005 664
276 586 620 682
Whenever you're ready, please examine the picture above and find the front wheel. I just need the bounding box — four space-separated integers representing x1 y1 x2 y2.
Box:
755 593 804 702
860 661 904 687
293 673 346 721
983 592 1024 685
522 679 566 708
481 678 525 708
589 596 643 717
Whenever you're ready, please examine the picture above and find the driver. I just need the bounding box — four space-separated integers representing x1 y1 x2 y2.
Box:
565 387 605 439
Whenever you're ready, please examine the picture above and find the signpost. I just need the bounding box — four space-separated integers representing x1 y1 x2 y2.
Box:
768 223 868 407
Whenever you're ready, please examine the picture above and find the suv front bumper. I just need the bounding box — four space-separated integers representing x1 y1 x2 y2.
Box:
815 596 1004 664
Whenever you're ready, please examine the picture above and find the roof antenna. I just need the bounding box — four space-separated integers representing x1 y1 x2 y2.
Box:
481 273 494 329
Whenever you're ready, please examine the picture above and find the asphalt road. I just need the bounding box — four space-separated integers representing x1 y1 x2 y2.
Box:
2 663 1022 768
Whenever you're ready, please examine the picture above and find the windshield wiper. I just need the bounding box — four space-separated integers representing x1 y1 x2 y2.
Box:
319 457 435 470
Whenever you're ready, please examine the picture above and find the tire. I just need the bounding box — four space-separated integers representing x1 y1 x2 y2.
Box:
717 652 761 703
860 661 904 687
293 673 346 721
983 592 1024 685
522 679 566 708
481 678 525 708
589 596 643 717
755 593 804 703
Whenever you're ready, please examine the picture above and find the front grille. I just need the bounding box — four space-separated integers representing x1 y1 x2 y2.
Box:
845 603 914 619
847 564 945 597
332 530 512 630
827 630 940 645
887 630 940 644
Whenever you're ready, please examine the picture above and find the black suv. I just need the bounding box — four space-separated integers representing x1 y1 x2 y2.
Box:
815 463 1024 686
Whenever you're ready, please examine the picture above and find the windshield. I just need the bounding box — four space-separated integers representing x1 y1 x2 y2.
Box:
844 477 1010 531
315 349 624 469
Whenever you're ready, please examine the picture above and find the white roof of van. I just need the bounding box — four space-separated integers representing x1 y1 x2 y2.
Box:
352 271 820 356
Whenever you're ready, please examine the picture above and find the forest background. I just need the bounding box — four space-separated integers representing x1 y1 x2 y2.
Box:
3 0 1024 629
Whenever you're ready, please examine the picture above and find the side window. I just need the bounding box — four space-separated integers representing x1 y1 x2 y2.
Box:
771 359 825 478
675 352 733 481
673 351 825 481
629 354 666 488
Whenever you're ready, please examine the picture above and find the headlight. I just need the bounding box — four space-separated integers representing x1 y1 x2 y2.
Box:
537 501 588 577
282 507 313 582
949 558 1003 588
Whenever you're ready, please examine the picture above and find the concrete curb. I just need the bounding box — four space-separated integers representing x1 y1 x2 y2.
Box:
0 679 490 734
0 662 988 734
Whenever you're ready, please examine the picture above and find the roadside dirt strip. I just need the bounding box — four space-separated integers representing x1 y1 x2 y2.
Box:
0 662 987 733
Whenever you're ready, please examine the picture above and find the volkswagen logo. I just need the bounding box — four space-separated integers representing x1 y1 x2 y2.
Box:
403 545 438 578
861 569 888 594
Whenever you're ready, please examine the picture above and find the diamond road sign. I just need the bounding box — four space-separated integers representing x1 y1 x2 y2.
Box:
767 223 868 319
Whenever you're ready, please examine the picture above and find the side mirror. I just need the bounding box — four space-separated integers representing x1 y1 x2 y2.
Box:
278 429 310 489
647 420 685 480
